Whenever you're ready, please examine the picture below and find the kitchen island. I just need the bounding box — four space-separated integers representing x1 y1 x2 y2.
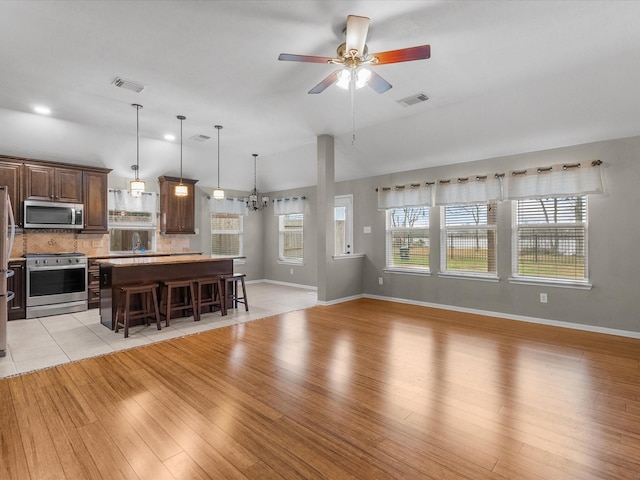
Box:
97 255 234 329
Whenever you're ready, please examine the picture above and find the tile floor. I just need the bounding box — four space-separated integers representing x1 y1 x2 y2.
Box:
0 282 318 378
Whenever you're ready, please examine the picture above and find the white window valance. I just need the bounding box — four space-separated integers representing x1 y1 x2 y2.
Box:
435 174 503 206
108 189 157 214
377 183 433 209
209 197 249 216
274 196 306 215
506 160 603 200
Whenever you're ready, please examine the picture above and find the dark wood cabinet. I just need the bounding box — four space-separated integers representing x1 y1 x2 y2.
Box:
88 259 101 309
83 170 108 233
0 159 23 226
158 176 197 234
7 260 25 320
24 164 83 203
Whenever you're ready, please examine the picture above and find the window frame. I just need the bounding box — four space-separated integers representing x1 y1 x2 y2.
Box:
278 213 304 264
210 213 244 258
510 196 590 287
440 202 498 279
334 194 354 256
384 206 430 274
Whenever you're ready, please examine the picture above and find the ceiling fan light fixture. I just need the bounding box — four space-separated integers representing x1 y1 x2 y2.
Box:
336 67 371 90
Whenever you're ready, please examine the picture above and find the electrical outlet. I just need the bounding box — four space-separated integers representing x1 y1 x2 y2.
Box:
540 293 548 303
379 277 383 285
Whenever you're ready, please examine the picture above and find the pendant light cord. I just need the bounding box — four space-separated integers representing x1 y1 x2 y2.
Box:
179 116 184 182
215 125 223 189
350 68 356 145
136 106 140 177
254 154 257 191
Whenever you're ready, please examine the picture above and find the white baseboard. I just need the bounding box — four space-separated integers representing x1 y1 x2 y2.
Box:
363 294 640 340
252 279 317 291
316 294 365 306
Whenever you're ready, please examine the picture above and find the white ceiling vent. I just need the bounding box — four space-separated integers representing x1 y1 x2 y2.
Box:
190 134 211 142
111 77 146 93
396 93 429 107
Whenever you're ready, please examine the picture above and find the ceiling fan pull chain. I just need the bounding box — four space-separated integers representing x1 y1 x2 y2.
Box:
351 68 356 144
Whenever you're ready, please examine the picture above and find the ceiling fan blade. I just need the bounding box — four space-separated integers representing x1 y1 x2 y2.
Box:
308 71 339 94
345 15 370 56
371 45 431 65
278 53 334 64
367 70 392 94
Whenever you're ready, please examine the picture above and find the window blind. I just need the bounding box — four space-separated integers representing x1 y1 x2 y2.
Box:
514 196 587 280
211 214 243 257
385 207 430 271
279 214 304 262
442 203 497 275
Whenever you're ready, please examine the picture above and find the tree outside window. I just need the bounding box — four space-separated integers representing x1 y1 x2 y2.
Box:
385 207 430 271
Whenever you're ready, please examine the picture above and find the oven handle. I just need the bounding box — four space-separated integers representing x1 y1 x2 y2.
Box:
28 264 87 272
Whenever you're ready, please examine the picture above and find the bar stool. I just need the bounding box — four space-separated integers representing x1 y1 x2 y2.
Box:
195 276 226 318
159 279 197 326
114 283 161 338
223 273 248 312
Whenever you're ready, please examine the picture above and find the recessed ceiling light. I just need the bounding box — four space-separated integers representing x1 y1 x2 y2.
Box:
33 105 51 115
164 134 175 141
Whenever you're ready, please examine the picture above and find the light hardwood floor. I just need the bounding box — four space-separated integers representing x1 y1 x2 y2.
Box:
2 298 640 479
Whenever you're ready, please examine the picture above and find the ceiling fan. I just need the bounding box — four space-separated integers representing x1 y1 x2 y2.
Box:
278 15 431 94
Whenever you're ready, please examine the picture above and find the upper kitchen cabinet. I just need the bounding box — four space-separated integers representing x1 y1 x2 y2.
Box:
24 163 83 203
158 176 197 234
0 157 23 226
82 169 109 233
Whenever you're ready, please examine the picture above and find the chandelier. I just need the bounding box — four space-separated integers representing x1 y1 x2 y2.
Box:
245 154 269 211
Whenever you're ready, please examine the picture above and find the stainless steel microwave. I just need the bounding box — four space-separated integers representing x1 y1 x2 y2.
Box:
23 200 84 229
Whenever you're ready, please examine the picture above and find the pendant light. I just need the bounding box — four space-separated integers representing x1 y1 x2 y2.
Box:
129 104 146 196
245 154 269 211
174 115 188 197
212 125 225 200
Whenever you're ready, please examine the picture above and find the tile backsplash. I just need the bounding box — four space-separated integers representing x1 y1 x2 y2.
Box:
10 229 193 259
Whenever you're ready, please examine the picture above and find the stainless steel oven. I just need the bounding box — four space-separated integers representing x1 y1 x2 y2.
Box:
25 253 88 318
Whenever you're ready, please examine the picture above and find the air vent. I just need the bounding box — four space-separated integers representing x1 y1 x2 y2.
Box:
190 134 211 142
111 77 146 93
396 92 429 107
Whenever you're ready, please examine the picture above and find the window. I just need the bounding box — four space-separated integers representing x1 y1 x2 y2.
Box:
441 203 497 275
108 190 157 253
335 195 353 255
211 214 243 257
513 196 587 281
109 229 154 253
279 213 304 263
385 207 430 271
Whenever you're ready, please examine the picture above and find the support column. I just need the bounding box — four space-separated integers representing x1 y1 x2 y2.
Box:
316 134 335 302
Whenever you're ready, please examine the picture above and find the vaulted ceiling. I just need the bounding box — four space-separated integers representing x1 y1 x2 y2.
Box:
1 1 639 192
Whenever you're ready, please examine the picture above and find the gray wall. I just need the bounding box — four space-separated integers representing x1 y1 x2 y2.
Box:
262 185 317 287
261 134 640 334
355 135 638 333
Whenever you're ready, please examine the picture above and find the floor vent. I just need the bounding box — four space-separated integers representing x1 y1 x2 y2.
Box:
112 77 146 93
396 92 429 107
190 134 211 142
